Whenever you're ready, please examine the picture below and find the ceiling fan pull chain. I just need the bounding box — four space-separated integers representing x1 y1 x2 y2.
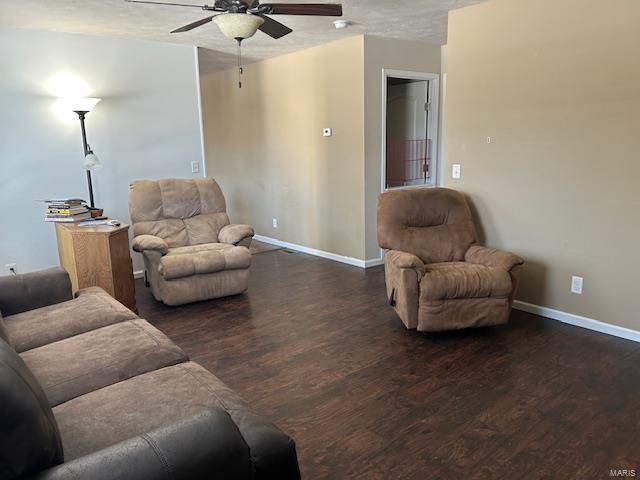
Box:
237 38 243 89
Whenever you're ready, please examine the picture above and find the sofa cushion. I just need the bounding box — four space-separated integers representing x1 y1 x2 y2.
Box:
0 267 73 317
53 362 300 479
21 319 188 407
0 338 63 478
160 244 251 280
420 262 513 301
0 312 10 346
4 287 138 353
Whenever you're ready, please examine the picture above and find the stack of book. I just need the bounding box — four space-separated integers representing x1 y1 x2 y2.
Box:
44 199 91 223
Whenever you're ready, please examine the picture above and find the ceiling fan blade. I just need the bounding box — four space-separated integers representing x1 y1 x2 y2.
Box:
170 15 215 33
260 3 342 16
254 13 293 39
125 0 206 8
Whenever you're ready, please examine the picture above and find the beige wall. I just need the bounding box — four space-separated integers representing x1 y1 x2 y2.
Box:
363 36 442 259
200 36 366 260
446 0 640 329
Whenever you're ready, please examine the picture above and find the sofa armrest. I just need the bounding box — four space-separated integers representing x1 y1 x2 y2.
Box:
132 235 169 255
465 245 524 272
385 250 426 280
29 410 253 480
218 224 255 247
0 267 72 316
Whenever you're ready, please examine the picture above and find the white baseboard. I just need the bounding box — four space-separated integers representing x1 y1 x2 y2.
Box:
513 300 640 343
133 249 637 343
253 235 382 269
364 257 384 268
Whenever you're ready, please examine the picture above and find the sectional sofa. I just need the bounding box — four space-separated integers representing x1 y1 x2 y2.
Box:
0 267 300 480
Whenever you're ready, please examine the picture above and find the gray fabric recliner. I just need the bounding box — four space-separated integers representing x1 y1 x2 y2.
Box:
128 178 254 306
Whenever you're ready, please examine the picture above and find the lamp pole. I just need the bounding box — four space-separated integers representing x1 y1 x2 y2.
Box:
74 110 95 208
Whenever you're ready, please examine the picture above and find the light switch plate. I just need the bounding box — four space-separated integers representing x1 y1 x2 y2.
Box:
452 164 461 179
191 161 200 174
571 276 583 294
323 128 332 137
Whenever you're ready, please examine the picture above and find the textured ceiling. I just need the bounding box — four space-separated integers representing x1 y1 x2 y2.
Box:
0 0 484 73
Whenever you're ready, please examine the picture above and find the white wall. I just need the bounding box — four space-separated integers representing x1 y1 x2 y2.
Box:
0 28 204 274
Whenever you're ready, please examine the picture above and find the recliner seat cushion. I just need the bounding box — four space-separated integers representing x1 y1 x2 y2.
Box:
168 243 235 255
21 319 188 407
4 287 138 353
0 338 63 478
53 362 300 478
160 244 251 280
420 262 512 300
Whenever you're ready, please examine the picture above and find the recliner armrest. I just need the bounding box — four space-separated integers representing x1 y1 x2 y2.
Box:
0 267 72 316
218 224 255 246
465 245 524 272
385 250 426 280
29 410 253 480
132 235 169 255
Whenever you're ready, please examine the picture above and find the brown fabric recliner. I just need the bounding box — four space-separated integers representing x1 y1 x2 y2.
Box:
129 178 254 306
377 188 524 332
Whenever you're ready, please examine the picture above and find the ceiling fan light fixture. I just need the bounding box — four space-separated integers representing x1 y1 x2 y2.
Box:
213 13 265 40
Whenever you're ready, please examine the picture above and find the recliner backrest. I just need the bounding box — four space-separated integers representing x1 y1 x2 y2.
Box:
377 187 477 264
0 338 64 478
129 178 230 247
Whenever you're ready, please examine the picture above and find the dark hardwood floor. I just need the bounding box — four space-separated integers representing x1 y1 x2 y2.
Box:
136 249 640 480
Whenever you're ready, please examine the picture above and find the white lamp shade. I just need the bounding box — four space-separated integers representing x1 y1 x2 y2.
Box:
67 97 102 112
213 13 264 40
84 152 102 170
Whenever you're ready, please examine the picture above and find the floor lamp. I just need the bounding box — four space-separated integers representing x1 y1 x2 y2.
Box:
69 97 102 208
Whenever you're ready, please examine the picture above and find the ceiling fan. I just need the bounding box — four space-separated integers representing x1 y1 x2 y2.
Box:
124 0 343 40
125 0 342 87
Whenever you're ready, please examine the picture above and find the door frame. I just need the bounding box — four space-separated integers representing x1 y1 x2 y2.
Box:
381 68 440 193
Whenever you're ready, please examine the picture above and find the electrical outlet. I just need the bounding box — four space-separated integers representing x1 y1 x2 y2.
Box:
191 161 200 174
5 263 17 275
452 164 461 179
486 136 493 144
571 275 583 294
272 218 278 228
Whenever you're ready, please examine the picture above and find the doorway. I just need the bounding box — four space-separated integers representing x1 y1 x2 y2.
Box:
382 70 439 190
